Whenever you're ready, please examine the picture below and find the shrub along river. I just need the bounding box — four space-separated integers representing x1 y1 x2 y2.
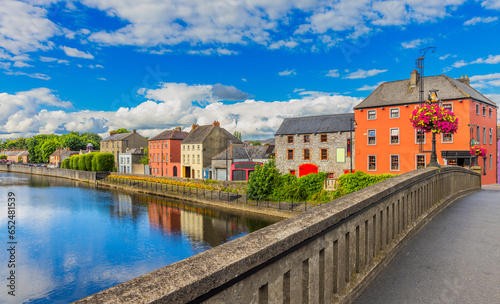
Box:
0 172 279 303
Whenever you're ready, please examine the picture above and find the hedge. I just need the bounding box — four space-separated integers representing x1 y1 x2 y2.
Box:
91 153 114 172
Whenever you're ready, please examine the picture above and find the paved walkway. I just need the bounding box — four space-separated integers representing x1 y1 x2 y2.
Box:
354 184 500 304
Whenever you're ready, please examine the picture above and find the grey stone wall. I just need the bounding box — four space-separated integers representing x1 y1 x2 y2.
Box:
275 132 355 179
74 166 480 304
0 164 108 182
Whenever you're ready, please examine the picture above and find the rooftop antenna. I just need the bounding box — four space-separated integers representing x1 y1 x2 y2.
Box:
416 46 436 152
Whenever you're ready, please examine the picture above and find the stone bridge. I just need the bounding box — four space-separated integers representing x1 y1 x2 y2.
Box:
76 166 485 304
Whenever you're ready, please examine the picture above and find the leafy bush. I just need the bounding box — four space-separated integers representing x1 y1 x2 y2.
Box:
298 172 327 197
85 152 97 171
0 154 7 160
338 171 394 195
78 154 87 171
61 158 70 169
70 155 80 170
247 159 281 200
91 153 114 172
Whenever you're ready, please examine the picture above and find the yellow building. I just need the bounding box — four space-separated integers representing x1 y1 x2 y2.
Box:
100 130 148 169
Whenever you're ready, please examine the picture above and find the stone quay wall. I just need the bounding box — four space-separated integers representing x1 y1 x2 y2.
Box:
75 166 480 304
0 164 108 182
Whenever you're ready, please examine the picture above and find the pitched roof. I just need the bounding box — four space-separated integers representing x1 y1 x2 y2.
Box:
0 150 29 156
354 75 496 109
50 149 78 158
212 145 274 160
275 113 355 135
121 148 144 154
149 129 188 141
101 132 136 142
181 125 243 144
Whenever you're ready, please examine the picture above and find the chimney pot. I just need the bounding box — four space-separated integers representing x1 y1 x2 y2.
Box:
133 129 136 133
175 126 182 132
213 121 220 127
192 124 199 130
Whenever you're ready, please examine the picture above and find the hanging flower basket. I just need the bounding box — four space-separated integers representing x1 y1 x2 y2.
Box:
410 103 459 134
470 145 487 157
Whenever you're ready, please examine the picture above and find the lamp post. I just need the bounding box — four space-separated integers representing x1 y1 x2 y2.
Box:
350 118 357 173
426 89 442 168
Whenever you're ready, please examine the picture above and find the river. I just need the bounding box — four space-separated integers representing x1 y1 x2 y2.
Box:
0 172 279 303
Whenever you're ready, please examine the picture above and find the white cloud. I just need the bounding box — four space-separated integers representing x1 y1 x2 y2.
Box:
39 56 70 64
401 39 430 49
344 69 387 79
326 69 340 77
90 64 104 69
356 81 384 91
488 79 500 86
480 0 500 10
439 54 451 60
60 46 94 59
97 77 107 81
187 48 238 56
0 83 361 140
453 54 500 68
469 73 500 82
13 61 33 68
464 16 498 25
485 94 500 104
4 71 51 80
279 69 297 76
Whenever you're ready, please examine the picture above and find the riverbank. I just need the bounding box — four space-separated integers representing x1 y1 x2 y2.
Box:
0 164 295 220
97 179 295 220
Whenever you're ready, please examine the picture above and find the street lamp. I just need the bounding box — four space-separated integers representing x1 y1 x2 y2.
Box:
426 89 442 168
349 118 357 173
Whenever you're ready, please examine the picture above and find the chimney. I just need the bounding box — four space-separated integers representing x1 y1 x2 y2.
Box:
410 69 419 87
213 121 220 127
133 129 136 133
175 126 182 132
191 124 199 130
456 75 470 86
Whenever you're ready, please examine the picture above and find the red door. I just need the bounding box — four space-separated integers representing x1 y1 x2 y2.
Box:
299 164 318 177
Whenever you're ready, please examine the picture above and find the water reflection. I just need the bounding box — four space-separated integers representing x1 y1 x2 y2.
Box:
0 173 278 303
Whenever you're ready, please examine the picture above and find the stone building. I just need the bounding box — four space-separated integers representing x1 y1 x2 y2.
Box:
275 113 356 179
181 121 243 179
211 145 274 181
100 130 148 169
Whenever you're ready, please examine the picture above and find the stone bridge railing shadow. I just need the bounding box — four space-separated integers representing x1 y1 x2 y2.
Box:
75 166 481 304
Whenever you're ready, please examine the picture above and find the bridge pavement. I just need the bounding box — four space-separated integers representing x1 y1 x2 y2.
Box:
354 184 500 304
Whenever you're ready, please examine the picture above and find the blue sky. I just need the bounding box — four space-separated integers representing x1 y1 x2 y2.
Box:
1 0 499 140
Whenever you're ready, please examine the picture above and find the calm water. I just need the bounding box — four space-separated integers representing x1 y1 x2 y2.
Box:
0 173 278 303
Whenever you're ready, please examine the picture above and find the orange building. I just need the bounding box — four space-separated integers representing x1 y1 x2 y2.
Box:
354 72 498 185
149 128 188 177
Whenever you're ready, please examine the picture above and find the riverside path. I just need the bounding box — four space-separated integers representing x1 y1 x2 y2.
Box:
354 184 500 304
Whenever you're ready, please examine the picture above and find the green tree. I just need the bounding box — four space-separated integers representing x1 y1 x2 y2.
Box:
140 147 149 165
0 154 7 160
233 131 242 141
85 152 97 171
110 128 130 133
40 139 60 163
70 155 80 170
246 159 281 200
60 134 86 151
250 141 261 146
81 133 102 150
78 154 87 170
18 156 23 163
92 153 115 171
61 158 70 169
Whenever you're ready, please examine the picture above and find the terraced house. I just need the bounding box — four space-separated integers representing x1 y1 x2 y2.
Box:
181 121 242 179
275 113 356 179
100 129 148 170
354 72 498 185
148 127 188 177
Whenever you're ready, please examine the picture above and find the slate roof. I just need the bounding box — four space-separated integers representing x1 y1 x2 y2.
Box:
149 130 188 141
354 75 496 109
50 149 78 158
181 125 243 145
0 150 29 156
275 113 355 135
212 145 274 160
121 148 144 155
101 132 135 142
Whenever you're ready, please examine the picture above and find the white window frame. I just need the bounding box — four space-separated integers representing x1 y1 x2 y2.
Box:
442 102 453 112
367 110 377 120
489 128 493 145
390 128 400 145
415 154 426 169
368 155 377 171
489 154 493 170
368 129 376 145
415 129 426 144
390 108 400 119
390 154 400 171
441 133 453 143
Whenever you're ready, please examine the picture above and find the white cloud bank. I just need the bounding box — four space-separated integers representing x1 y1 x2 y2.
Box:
0 84 362 139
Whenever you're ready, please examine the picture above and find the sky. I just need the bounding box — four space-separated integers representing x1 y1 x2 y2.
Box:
1 0 500 140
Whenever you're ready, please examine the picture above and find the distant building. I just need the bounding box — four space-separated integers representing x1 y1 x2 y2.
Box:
149 127 188 177
354 72 497 185
275 113 355 179
0 149 29 163
49 148 79 167
211 145 274 181
181 121 243 179
119 148 146 174
100 129 148 170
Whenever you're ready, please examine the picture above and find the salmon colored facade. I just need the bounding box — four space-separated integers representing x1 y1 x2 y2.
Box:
354 74 498 185
149 129 187 177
